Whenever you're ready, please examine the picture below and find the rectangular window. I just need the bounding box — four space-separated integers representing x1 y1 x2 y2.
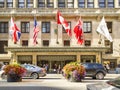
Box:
18 0 25 8
63 22 71 33
38 0 45 7
27 0 33 8
7 0 13 8
43 40 49 46
64 40 70 46
106 22 112 33
105 40 113 54
87 0 94 8
42 22 50 33
83 22 92 33
84 40 91 46
47 0 54 8
0 0 4 8
108 0 114 8
21 22 30 33
22 40 28 46
58 0 65 8
67 0 74 8
98 0 106 8
0 22 8 33
0 41 8 54
78 0 85 8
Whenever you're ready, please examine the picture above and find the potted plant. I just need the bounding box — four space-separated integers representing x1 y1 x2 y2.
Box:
3 62 26 82
62 62 86 82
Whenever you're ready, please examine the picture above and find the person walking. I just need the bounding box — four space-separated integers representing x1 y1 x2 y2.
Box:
105 63 110 73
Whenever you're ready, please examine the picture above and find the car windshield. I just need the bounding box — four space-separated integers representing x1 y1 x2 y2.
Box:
107 76 120 89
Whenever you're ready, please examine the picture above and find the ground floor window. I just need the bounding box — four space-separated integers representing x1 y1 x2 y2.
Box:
18 55 32 64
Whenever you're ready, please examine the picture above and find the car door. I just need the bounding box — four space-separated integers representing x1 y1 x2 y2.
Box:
84 64 96 76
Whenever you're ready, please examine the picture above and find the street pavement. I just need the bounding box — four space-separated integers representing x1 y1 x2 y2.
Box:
0 74 120 90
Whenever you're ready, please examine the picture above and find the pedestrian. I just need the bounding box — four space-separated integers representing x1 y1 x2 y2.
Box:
105 63 110 73
57 64 61 74
45 64 49 73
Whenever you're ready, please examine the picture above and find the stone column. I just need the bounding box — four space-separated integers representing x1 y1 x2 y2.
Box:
74 0 78 8
13 0 16 8
115 0 119 8
54 0 57 8
49 21 58 47
32 54 37 65
94 0 98 8
34 0 37 8
76 54 80 63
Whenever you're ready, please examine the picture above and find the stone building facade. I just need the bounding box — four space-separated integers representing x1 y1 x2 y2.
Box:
0 0 120 71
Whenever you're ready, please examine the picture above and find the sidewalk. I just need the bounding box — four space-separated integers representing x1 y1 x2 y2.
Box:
0 73 119 90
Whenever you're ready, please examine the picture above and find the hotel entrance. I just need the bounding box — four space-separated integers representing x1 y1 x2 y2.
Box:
37 55 76 73
81 55 96 63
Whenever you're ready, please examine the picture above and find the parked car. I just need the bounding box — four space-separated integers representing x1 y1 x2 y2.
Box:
115 64 120 74
0 64 46 79
82 63 107 80
87 76 120 90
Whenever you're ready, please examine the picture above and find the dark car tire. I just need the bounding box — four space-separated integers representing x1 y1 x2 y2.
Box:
31 73 39 79
95 72 104 80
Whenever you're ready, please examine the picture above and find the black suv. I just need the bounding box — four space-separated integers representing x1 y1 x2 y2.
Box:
82 63 107 80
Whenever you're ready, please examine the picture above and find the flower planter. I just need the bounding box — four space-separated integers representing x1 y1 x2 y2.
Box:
7 74 22 82
62 62 86 82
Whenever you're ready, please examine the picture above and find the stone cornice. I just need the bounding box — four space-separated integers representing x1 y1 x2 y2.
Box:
5 47 109 52
0 8 120 17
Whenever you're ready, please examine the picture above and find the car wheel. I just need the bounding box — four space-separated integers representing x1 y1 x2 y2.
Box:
1 73 7 79
31 73 39 79
95 72 104 80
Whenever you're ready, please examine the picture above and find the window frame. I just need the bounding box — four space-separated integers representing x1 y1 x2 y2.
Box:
38 0 45 8
0 0 4 8
67 0 74 8
26 0 33 8
98 0 106 8
83 21 92 33
43 40 49 46
58 0 65 8
87 0 94 8
42 22 50 33
7 0 13 8
47 0 54 8
108 0 114 8
22 40 28 46
21 22 30 33
0 22 8 33
18 0 25 8
64 40 70 46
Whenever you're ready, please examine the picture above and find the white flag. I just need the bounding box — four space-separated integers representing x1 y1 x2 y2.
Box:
96 17 113 42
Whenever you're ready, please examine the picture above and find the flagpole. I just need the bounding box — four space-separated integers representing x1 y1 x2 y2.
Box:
56 11 59 44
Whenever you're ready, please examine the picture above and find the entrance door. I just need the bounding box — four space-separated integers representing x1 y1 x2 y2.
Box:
81 55 96 63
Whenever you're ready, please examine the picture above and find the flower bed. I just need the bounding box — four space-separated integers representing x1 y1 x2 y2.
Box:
3 63 26 82
62 62 86 82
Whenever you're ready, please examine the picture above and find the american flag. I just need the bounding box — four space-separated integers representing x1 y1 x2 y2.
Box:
33 18 40 45
9 17 21 44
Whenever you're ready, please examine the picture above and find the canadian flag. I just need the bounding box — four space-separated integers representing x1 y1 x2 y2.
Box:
57 11 71 36
9 17 21 44
74 19 84 45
